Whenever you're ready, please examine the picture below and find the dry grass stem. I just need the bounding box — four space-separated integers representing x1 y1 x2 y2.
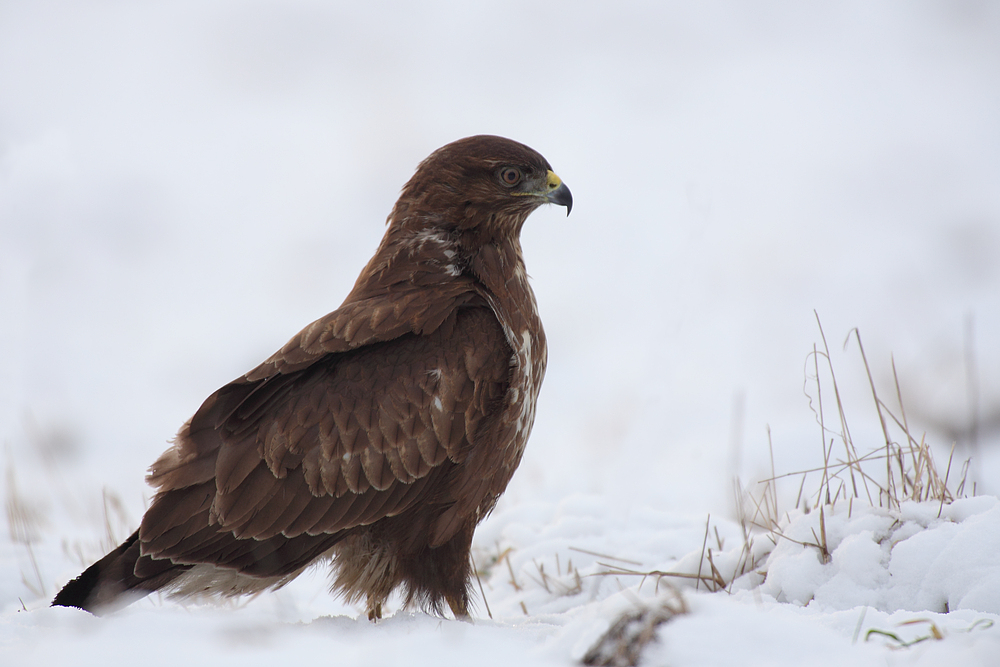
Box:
695 514 710 591
815 312 870 504
470 553 493 619
593 561 726 593
850 329 898 510
568 546 642 566
504 549 522 592
5 459 48 597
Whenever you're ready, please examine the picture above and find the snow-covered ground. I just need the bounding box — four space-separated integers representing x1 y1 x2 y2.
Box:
3 2 1000 665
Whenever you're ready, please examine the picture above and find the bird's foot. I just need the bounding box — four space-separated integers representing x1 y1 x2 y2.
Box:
446 594 471 622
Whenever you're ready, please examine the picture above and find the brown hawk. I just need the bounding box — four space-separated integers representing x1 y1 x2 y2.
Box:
53 135 571 620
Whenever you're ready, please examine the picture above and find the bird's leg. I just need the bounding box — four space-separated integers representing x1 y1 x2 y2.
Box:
366 599 383 622
446 593 470 622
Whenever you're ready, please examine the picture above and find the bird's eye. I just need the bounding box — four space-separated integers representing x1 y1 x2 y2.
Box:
499 167 522 186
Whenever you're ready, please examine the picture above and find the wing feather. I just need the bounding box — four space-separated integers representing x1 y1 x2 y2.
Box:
216 464 282 533
283 495 337 537
251 473 317 539
238 474 308 539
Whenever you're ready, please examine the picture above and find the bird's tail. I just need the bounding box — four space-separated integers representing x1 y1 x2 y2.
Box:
52 530 188 614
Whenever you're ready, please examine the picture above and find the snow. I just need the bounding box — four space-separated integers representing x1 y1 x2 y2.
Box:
757 497 1000 614
3 1 1000 665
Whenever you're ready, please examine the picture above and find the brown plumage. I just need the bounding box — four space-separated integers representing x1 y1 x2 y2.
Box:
52 135 572 620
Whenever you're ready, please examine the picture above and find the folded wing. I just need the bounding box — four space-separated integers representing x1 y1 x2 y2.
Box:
138 288 512 579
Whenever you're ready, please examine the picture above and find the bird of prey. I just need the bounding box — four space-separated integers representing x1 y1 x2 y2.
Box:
53 135 572 621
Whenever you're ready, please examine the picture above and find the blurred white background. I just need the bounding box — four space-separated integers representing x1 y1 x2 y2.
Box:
2 1 998 529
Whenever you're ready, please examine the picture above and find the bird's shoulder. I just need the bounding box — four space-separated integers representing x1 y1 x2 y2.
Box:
245 277 487 381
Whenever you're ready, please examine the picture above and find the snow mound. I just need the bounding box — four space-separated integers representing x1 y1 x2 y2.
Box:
758 496 1000 614
464 493 1000 664
476 494 1000 623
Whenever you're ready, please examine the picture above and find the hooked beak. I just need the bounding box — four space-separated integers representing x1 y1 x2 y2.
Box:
544 170 573 216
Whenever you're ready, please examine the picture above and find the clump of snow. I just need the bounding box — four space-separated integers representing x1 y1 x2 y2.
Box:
757 497 1000 615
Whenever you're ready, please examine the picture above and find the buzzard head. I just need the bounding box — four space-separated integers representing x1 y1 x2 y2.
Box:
351 135 570 299
390 135 573 241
